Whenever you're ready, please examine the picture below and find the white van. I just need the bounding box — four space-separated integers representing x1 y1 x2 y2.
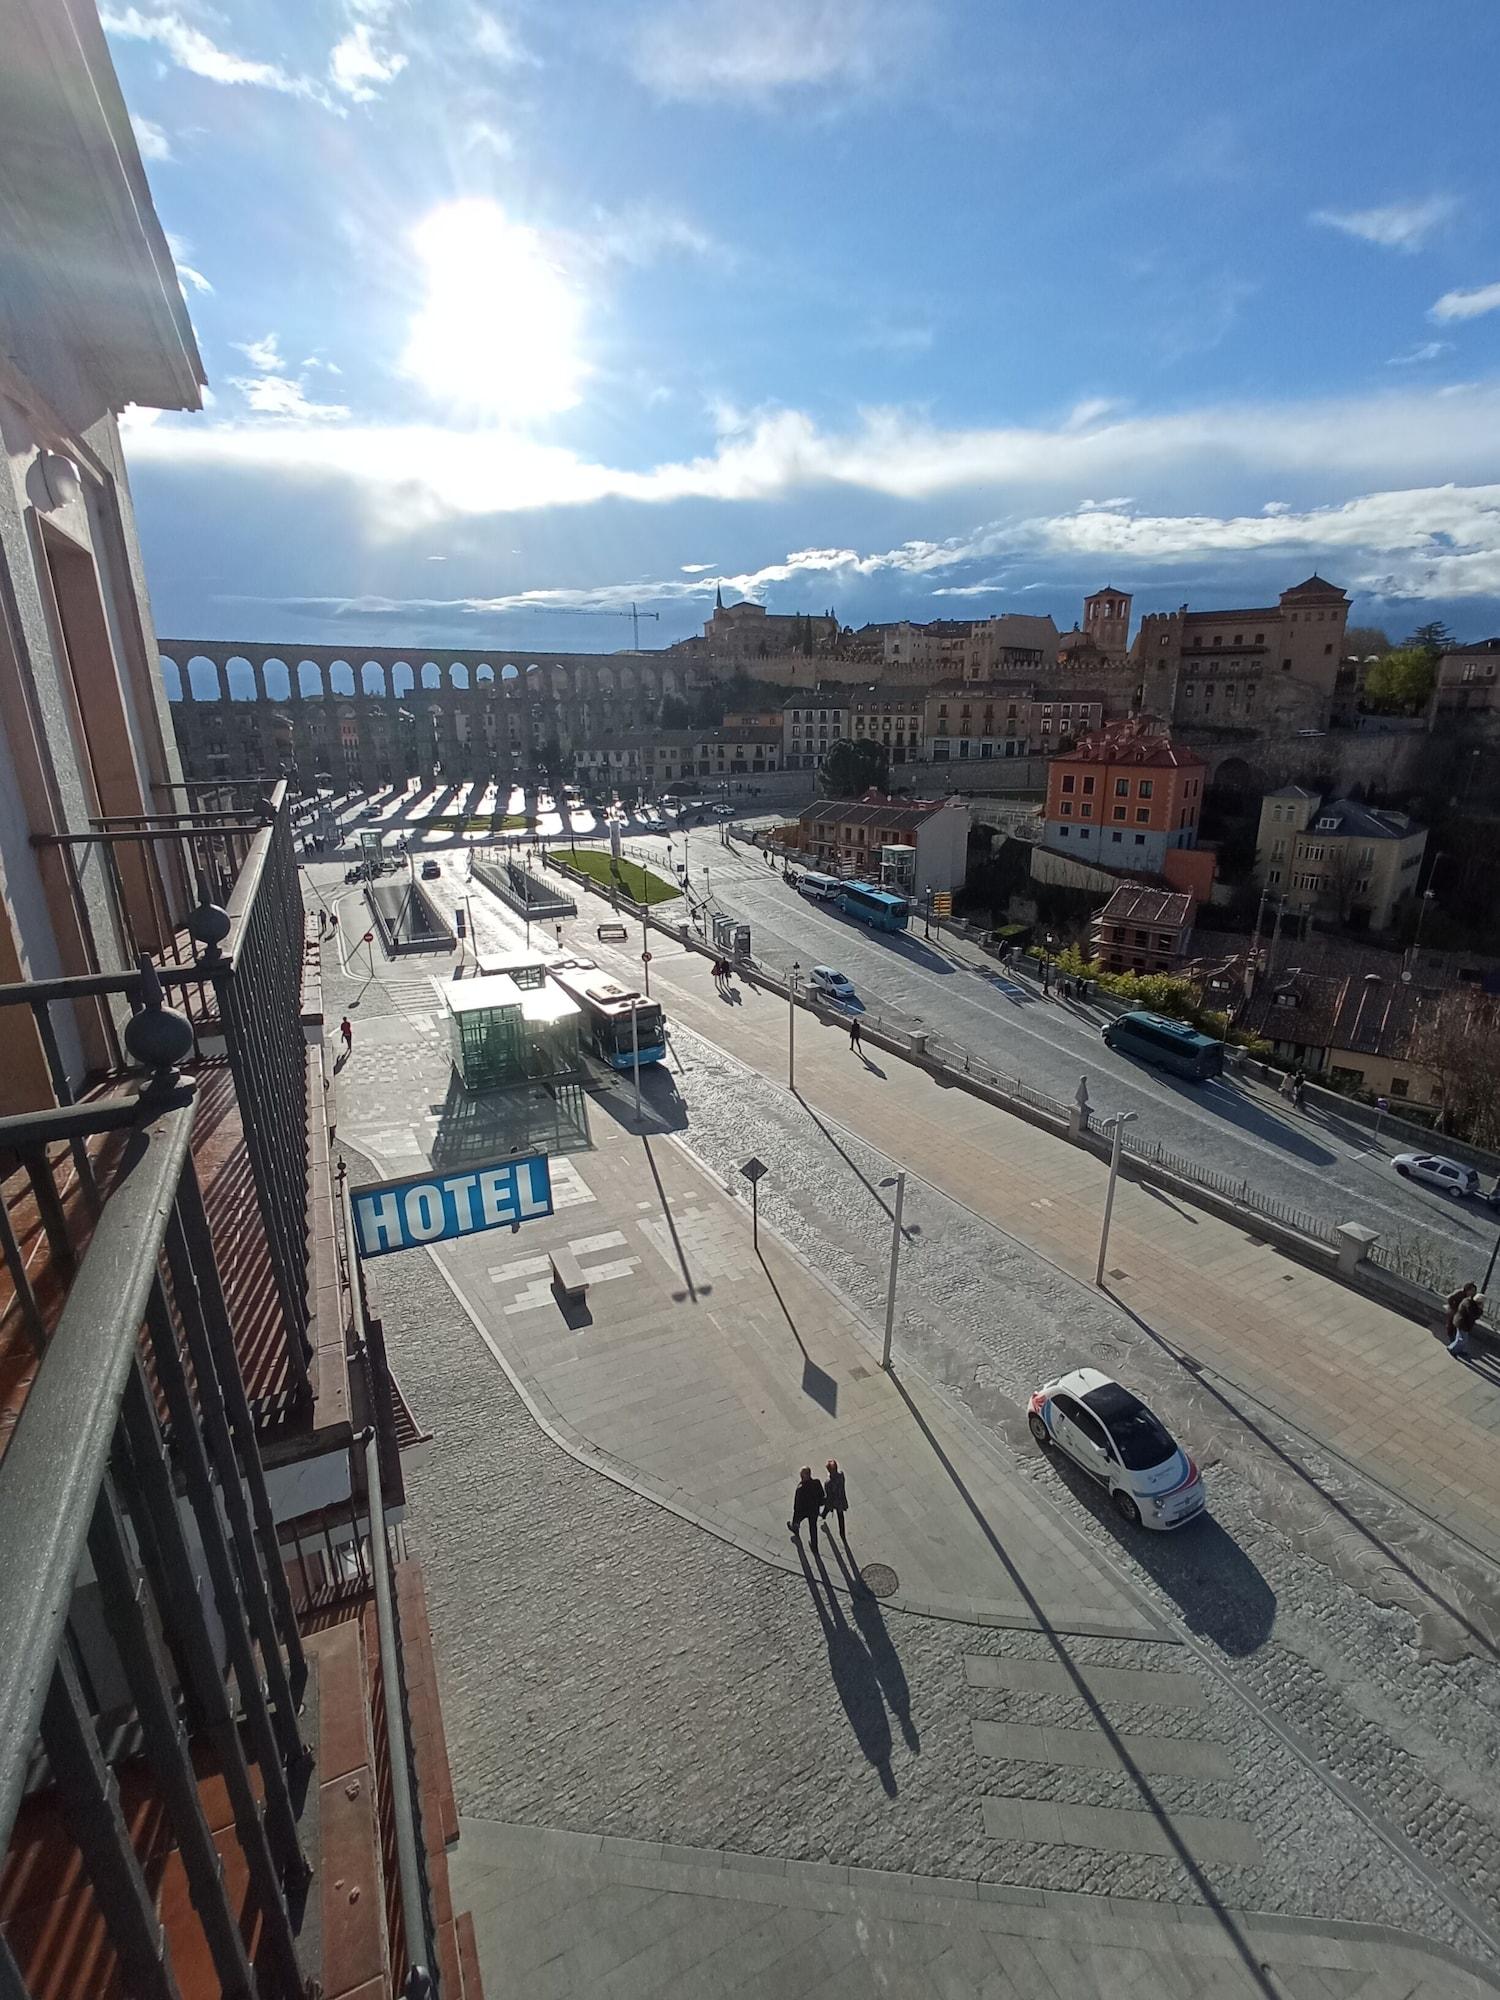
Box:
799 872 843 902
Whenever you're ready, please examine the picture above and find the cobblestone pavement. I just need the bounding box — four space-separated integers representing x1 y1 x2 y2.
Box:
308 873 1500 1978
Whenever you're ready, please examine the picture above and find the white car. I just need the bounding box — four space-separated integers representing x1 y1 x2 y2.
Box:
1028 1368 1204 1530
1392 1152 1480 1198
807 966 859 1007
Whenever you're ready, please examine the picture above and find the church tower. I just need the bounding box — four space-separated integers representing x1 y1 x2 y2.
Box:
1083 587 1132 660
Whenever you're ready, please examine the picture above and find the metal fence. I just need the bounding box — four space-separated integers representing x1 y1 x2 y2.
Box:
0 1079 311 1999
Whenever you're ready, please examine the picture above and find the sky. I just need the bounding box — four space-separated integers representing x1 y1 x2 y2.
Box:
108 0 1500 657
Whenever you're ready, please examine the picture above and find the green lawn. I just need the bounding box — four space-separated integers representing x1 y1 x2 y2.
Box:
553 847 678 905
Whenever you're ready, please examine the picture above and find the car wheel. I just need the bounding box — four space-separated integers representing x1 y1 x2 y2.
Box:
1027 1412 1050 1447
1395 1164 1411 1178
1111 1489 1141 1526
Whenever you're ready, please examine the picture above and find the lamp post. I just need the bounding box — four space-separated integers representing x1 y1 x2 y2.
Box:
880 1173 906 1370
631 997 642 1127
1095 1111 1138 1287
788 961 801 1091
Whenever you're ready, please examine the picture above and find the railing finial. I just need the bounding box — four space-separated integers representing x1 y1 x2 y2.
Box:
187 875 232 963
123 952 194 1087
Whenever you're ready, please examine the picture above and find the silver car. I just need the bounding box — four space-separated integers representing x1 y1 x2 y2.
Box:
1392 1152 1480 1198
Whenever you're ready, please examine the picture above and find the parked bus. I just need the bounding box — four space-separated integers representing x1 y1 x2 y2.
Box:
1102 1011 1224 1081
797 871 843 902
546 961 667 1068
839 880 910 933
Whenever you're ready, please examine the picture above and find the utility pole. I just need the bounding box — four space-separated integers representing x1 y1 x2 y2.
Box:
788 962 800 1091
880 1173 906 1370
1095 1111 1138 1286
1246 880 1270 1001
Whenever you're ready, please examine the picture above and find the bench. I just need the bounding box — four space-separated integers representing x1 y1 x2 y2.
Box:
549 1249 589 1305
596 923 629 941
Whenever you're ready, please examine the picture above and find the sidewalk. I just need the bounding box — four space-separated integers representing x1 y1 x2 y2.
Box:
333 999 1159 1638
622 931 1500 1565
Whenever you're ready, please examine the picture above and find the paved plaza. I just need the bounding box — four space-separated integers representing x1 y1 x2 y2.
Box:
310 864 1500 1995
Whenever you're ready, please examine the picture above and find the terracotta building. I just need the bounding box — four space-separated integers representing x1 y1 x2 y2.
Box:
1041 718 1208 879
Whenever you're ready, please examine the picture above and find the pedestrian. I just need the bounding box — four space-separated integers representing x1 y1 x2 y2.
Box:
318 908 328 934
849 1016 862 1052
330 912 339 934
787 1465 825 1555
1291 1074 1306 1111
339 1015 353 1054
823 1459 848 1542
1447 1283 1482 1359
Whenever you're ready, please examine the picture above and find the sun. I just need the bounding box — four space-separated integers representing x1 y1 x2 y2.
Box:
400 199 587 423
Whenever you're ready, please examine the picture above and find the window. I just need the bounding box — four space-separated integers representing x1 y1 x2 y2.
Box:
1115 777 1129 797
1112 805 1127 821
1390 1077 1410 1098
1157 934 1174 951
1080 803 1092 818
1213 634 1222 646
1234 633 1242 645
1139 779 1153 798
1255 631 1264 643
1111 830 1122 844
1135 808 1150 823
1082 775 1095 794
1282 658 1292 671
1060 801 1072 816
1134 833 1146 846
1064 1403 1111 1453
1061 773 1075 793
1324 643 1333 655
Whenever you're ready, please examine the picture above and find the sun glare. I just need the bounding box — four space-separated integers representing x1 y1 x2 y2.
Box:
400 198 587 422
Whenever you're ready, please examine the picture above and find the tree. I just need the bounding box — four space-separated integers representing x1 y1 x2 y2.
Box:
1344 624 1391 659
1408 992 1500 1147
660 695 691 728
1364 647 1437 713
1314 842 1370 925
1405 620 1455 658
821 737 889 797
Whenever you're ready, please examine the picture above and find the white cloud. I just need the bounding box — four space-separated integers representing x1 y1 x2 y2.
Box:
101 8 322 97
123 379 1500 545
1431 281 1500 323
235 333 284 372
1311 195 1457 252
630 0 932 103
329 20 408 100
680 563 717 573
130 113 173 161
576 203 725 269
1388 340 1453 365
165 230 212 295
229 373 351 422
463 119 515 158
471 7 535 65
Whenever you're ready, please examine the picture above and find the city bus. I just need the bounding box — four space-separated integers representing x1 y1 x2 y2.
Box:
546 961 667 1068
839 880 910 933
1102 1011 1224 1081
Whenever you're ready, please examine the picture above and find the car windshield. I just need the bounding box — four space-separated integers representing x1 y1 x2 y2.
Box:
1083 1382 1177 1471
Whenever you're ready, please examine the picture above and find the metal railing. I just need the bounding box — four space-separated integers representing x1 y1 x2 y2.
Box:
0 1077 311 1999
11 782 314 1407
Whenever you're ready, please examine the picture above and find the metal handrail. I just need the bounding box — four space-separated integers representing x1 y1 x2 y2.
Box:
0 1088 192 1848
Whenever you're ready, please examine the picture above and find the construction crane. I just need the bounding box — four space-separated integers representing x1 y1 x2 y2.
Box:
523 602 662 649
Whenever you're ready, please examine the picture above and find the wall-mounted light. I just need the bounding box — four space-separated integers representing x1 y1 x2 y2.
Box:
35 452 82 510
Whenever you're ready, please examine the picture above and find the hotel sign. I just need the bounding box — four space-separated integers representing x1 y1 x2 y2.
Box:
351 1155 554 1257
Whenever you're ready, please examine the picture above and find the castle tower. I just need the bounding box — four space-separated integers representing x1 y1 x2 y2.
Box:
1083 586 1133 660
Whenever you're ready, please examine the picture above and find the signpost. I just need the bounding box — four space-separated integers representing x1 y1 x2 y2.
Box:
739 1154 768 1250
351 1154 554 1257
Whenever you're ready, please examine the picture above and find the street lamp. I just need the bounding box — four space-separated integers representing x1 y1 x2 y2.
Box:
1094 1111 1138 1287
880 1172 906 1370
788 961 801 1091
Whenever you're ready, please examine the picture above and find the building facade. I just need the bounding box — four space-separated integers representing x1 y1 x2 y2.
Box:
1040 719 1208 875
848 684 927 763
1133 575 1351 731
1254 788 1426 931
0 11 481 1994
1090 884 1194 974
1239 970 1442 1105
926 682 1104 760
1082 587 1133 662
783 693 849 770
1431 637 1500 721
578 725 783 790
697 594 838 659
795 793 970 896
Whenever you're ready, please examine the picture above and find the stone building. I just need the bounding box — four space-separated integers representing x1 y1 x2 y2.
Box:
1132 575 1350 731
1430 637 1500 721
1090 884 1194 974
695 592 838 660
783 693 849 771
1253 787 1426 931
925 682 1105 761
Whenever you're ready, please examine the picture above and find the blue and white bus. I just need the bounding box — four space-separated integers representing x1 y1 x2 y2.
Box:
1103 1011 1223 1081
547 961 667 1068
839 881 910 933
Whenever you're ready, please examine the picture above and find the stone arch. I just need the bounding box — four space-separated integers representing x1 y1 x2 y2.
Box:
225 653 257 701
187 654 223 700
328 659 356 695
297 659 325 697
160 656 184 701
1211 753 1258 793
361 661 388 697
500 663 520 683
262 658 291 700
391 660 415 697
450 662 470 690
421 662 443 690
474 663 494 686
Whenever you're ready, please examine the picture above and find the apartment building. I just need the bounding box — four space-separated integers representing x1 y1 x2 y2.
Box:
925 682 1104 760
0 8 480 1993
795 793 970 896
1040 719 1207 876
1430 637 1500 720
783 693 849 770
1238 970 1442 1105
848 684 927 763
882 619 970 674
961 614 1063 680
1090 885 1194 974
580 725 782 788
1133 575 1350 730
1254 788 1426 931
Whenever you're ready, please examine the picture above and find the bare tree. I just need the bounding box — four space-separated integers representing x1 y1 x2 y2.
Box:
1408 992 1500 1147
1314 843 1369 925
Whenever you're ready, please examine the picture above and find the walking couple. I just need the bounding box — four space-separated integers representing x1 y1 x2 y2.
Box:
788 1460 849 1557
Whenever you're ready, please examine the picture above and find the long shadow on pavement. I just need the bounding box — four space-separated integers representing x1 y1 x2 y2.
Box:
887 1368 1282 2000
796 1541 897 1796
826 1535 920 1752
1150 1070 1337 1167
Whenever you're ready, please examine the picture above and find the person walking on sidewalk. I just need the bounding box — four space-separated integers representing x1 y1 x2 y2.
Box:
1447 1283 1482 1359
339 1015 353 1055
788 1466 825 1556
848 1016 862 1053
823 1459 849 1543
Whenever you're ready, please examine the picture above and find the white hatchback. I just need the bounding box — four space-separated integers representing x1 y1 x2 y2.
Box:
1028 1368 1204 1530
1392 1153 1480 1198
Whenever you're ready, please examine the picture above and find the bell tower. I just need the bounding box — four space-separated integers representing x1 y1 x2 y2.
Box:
1083 587 1132 660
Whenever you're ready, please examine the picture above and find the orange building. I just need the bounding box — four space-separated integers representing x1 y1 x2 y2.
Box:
1041 717 1209 883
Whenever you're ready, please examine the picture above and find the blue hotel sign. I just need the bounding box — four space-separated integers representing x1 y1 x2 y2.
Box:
351 1154 554 1258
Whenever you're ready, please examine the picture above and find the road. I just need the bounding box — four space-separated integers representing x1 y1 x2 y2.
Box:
623 826 1489 1282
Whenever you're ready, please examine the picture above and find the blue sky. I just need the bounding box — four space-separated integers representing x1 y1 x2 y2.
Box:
109 0 1500 654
